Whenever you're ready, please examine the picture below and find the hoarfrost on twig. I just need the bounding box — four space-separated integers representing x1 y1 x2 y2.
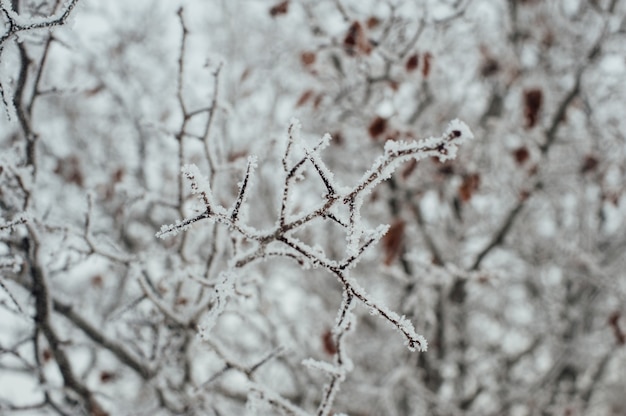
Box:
157 119 472 354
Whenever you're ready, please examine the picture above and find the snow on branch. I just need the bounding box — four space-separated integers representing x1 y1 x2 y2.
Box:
311 291 355 416
182 163 221 213
247 382 312 416
0 0 81 118
282 117 300 173
0 213 28 232
344 119 473 203
197 271 237 339
0 271 24 313
230 156 257 223
304 133 336 197
157 119 472 354
0 0 80 49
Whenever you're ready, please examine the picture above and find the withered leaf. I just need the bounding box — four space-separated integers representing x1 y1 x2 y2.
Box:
422 52 432 78
382 219 405 266
366 16 380 29
458 173 481 202
343 21 372 56
401 159 418 180
368 116 387 139
269 0 289 17
406 54 419 72
301 51 316 66
523 88 543 129
322 329 337 355
513 146 530 165
296 90 314 107
580 154 599 174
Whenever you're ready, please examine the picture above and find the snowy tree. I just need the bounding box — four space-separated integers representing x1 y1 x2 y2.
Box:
1 0 625 415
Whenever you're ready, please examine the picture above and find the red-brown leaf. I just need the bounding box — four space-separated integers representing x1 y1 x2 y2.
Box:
480 57 499 77
581 154 599 174
296 90 314 107
269 0 289 17
608 311 625 345
513 146 530 165
422 52 432 78
406 54 419 72
331 131 343 146
100 371 116 383
438 162 455 176
313 93 324 109
382 219 405 266
519 189 531 201
343 21 361 52
91 275 104 288
366 16 380 29
458 173 481 202
523 88 543 129
368 116 387 139
401 159 418 180
322 329 337 355
54 155 84 187
343 21 371 56
301 51 316 66
112 167 124 184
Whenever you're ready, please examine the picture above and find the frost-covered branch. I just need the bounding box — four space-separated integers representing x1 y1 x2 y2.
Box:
248 384 311 416
52 299 155 380
0 213 27 231
230 156 257 223
0 1 621 414
309 292 355 416
25 225 105 415
0 0 79 46
158 119 472 357
0 0 80 115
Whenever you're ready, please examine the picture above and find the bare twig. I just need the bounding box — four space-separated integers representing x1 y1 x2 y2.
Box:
0 0 80 50
52 298 155 380
158 119 472 355
26 226 105 415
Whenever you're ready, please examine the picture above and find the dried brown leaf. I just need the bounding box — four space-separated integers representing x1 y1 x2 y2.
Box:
382 219 405 266
458 173 481 202
481 57 499 77
296 90 314 107
269 0 289 17
322 329 337 355
513 146 530 165
343 21 372 56
91 275 104 288
422 52 432 78
581 154 599 174
332 131 343 146
301 51 316 66
368 116 387 139
401 159 418 180
438 162 455 176
366 16 380 29
406 54 419 72
99 371 116 383
54 155 84 187
313 93 324 109
523 88 543 129
608 311 625 345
